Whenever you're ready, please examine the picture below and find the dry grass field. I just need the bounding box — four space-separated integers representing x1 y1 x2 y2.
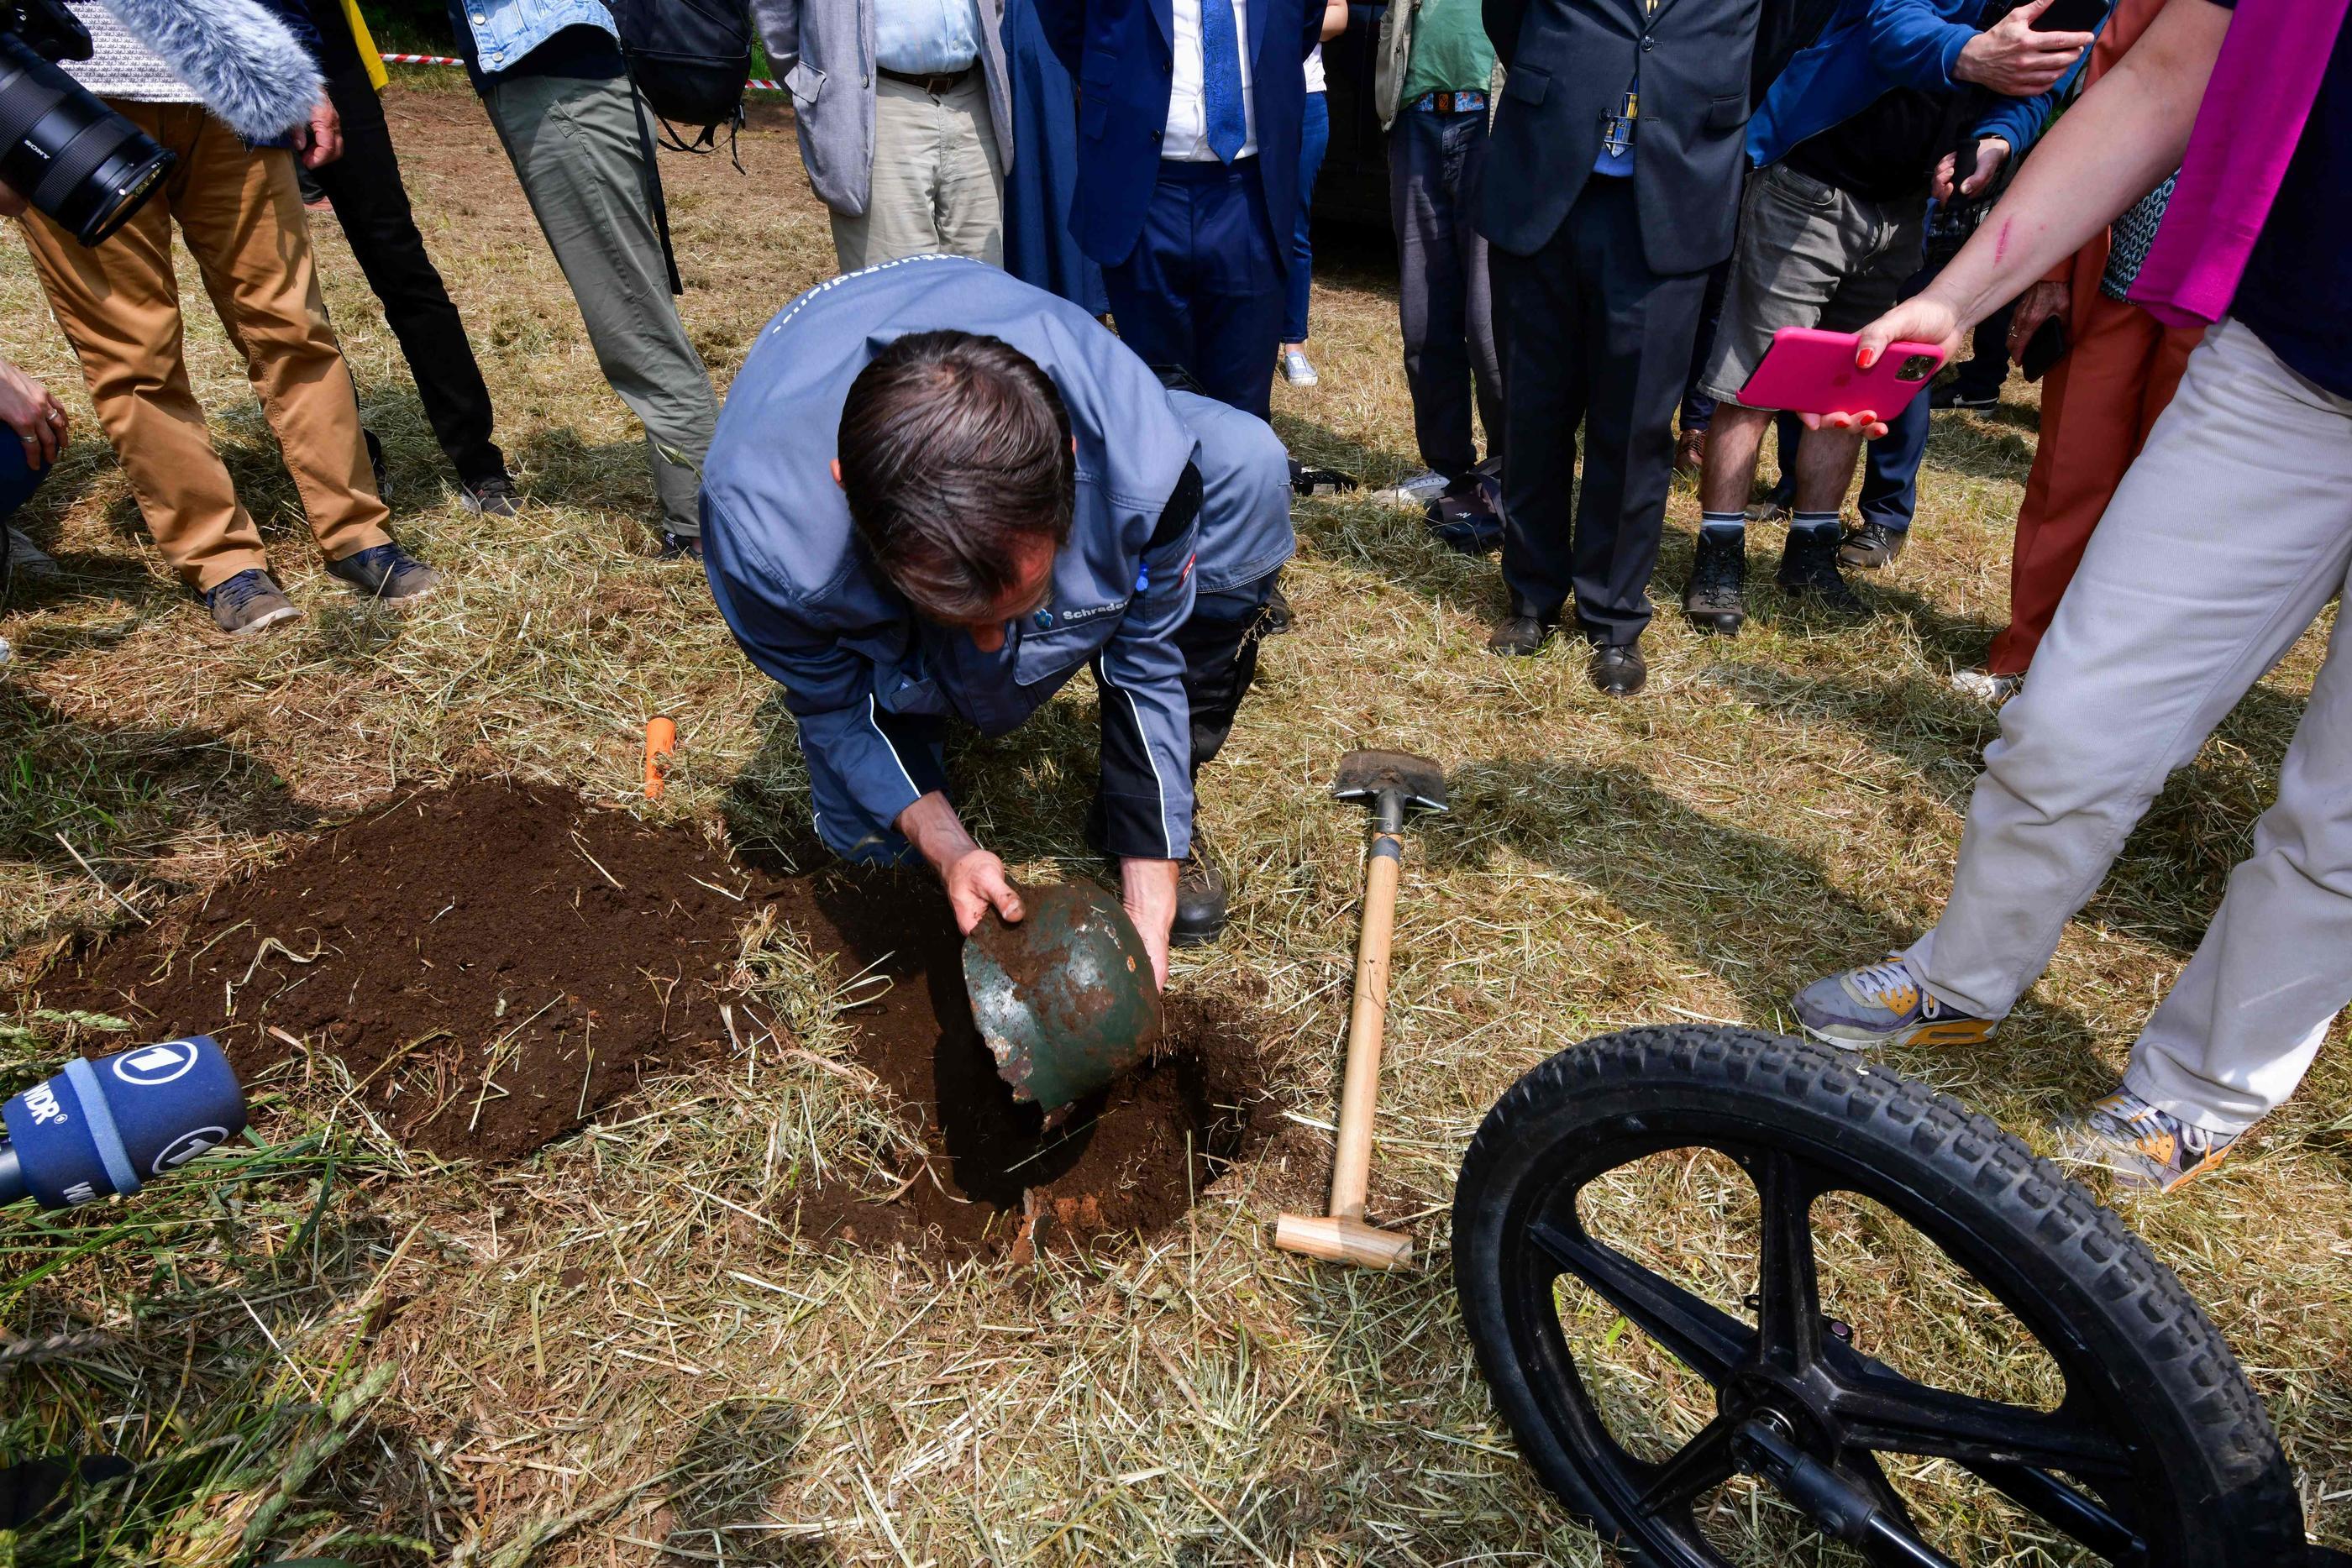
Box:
0 81 2345 1565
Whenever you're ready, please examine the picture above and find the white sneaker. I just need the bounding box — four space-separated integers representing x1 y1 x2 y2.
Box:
1369 469 1452 509
1278 348 1319 387
1950 668 2023 703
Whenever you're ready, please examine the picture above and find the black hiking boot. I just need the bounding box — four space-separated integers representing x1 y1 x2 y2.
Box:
1776 527 1872 617
1683 529 1747 636
1170 857 1227 947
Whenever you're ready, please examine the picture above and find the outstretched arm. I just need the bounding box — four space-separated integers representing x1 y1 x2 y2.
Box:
1816 0 2229 434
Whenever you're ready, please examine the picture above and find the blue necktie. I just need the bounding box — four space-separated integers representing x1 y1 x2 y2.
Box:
1200 0 1247 162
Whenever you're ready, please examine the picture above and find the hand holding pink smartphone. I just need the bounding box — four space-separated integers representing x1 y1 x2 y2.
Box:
1738 327 1948 422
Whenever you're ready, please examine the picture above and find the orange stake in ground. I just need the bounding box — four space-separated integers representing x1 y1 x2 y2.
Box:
643 716 678 800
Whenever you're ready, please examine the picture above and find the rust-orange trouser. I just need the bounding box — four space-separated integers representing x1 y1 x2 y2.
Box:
1986 276 2202 676
19 103 390 592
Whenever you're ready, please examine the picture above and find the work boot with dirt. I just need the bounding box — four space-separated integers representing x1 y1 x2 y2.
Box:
1776 527 1870 616
1170 856 1227 947
1683 528 1747 635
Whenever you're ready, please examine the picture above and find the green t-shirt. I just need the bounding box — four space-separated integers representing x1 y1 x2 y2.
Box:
1399 0 1498 103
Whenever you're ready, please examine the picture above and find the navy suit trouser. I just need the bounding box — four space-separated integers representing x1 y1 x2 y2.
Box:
1103 157 1284 421
1495 177 1709 646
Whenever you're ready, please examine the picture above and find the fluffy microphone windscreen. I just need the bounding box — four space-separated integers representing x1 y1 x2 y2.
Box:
97 0 325 141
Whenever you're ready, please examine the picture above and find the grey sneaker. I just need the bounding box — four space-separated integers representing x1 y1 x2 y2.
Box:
1791 955 1998 1051
460 474 521 518
7 527 58 584
2053 1086 2242 1193
326 543 440 604
1278 349 1319 387
203 569 302 637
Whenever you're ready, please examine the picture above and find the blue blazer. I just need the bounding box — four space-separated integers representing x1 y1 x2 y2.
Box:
1037 0 1324 270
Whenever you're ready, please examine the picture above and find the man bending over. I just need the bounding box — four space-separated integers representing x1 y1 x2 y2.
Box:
700 257 1295 980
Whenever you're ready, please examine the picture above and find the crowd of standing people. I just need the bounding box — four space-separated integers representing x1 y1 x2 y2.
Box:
0 0 2345 1195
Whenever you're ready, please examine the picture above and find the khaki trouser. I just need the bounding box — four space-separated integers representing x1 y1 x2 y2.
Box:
1907 318 2352 1135
830 71 1004 271
20 103 390 591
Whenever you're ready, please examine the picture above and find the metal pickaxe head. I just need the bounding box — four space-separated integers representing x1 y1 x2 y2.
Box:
1332 750 1447 834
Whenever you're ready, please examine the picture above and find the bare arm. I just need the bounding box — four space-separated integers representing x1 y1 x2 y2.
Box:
896 791 1027 933
1814 0 2229 434
1887 0 2227 355
1322 0 1348 39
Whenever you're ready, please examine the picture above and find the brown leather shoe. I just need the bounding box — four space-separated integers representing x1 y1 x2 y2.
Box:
1673 426 1707 476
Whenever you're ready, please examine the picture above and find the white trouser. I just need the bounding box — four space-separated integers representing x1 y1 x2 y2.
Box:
1906 318 2352 1135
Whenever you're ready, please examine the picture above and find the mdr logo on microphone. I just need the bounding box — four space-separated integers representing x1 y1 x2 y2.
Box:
111 1039 202 1088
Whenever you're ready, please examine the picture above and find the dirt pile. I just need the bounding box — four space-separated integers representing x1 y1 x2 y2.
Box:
44 782 1278 1256
52 781 773 1161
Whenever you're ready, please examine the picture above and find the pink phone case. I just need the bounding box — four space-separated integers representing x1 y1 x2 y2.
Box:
1737 328 1948 420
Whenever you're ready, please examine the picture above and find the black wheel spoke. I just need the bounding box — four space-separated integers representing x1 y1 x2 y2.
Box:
1751 1151 1824 1371
1634 1413 1740 1518
1965 1458 2148 1562
1529 1215 1754 1386
1832 1370 2134 1477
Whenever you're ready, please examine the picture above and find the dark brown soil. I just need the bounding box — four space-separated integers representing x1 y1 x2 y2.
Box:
41 781 1276 1256
778 868 1276 1260
48 781 773 1161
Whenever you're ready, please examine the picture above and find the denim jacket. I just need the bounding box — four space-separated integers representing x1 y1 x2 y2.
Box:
451 0 615 74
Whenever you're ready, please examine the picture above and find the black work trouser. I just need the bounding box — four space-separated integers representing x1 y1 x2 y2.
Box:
311 66 507 487
1089 574 1276 861
1494 177 1709 646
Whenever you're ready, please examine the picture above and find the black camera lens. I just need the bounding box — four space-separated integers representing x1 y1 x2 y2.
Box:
0 31 174 246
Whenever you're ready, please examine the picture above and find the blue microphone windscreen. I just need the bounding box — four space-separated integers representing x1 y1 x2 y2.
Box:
2 1037 246 1209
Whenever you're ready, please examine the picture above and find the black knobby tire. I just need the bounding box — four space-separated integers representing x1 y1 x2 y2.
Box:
1452 1025 2304 1566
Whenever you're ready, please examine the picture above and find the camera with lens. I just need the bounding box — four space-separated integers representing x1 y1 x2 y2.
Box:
0 0 174 245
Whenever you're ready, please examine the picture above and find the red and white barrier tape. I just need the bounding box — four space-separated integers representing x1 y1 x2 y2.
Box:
380 51 785 90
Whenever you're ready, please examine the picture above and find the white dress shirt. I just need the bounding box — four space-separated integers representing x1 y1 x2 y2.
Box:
1163 0 1258 162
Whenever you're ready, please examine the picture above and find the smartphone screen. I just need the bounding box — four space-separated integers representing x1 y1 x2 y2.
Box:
2032 0 2107 32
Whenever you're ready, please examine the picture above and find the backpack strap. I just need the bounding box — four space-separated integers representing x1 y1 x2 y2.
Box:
622 62 686 296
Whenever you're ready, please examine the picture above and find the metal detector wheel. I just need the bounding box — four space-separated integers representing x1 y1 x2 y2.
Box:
1451 1025 2308 1567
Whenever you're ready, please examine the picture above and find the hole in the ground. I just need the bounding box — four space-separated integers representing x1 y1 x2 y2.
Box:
37 781 1273 1259
777 863 1274 1260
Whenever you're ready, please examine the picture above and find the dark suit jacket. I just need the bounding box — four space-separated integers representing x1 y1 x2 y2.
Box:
1038 0 1324 270
1479 0 1764 273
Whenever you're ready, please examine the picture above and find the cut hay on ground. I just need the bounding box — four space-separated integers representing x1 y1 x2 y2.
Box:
0 81 2344 1565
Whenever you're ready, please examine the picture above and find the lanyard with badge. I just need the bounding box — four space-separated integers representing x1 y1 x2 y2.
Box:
1600 0 1656 158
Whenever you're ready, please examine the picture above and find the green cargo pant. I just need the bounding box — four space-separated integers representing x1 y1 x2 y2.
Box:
481 72 718 538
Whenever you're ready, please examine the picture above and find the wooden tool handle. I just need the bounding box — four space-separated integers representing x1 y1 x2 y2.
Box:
1329 831 1403 1219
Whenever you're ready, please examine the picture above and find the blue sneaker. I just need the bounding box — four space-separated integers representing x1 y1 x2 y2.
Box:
1791 955 1998 1051
202 569 302 637
2053 1087 2243 1193
326 543 439 604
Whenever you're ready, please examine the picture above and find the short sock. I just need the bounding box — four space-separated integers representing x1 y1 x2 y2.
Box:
1699 510 1746 538
1792 510 1842 536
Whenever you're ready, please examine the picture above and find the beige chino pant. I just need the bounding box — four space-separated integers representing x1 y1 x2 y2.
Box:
830 71 1003 272
21 103 390 591
1906 318 2352 1135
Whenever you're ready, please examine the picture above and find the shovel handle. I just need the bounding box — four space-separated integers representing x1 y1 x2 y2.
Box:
1330 830 1404 1219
